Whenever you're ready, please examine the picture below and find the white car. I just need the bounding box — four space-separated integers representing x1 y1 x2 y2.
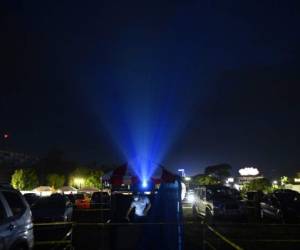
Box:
0 185 34 250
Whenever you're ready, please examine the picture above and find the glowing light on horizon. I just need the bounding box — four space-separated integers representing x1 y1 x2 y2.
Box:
142 180 148 188
239 167 259 176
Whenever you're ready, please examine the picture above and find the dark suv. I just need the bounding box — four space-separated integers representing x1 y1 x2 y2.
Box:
0 185 34 250
260 189 300 223
193 185 246 221
91 191 110 208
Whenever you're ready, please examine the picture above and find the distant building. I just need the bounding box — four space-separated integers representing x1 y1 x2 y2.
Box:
178 169 186 177
237 167 264 185
237 175 264 185
0 150 40 183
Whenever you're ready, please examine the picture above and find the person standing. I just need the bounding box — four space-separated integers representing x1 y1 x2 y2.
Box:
126 193 151 223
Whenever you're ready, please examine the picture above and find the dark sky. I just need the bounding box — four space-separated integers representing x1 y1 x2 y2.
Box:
1 1 300 178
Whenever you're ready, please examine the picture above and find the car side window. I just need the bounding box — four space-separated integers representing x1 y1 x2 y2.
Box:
198 190 202 199
2 191 26 217
270 197 279 206
262 195 270 203
0 199 7 223
201 189 206 200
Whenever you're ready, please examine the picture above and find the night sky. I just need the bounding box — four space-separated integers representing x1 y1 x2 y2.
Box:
1 1 300 178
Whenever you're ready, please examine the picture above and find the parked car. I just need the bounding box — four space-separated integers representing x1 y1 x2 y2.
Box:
245 191 264 219
23 193 40 207
193 185 246 221
0 185 34 250
75 193 91 209
91 191 110 208
31 194 73 222
183 190 195 204
260 189 300 223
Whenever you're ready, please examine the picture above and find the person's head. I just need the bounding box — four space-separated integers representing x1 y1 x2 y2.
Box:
133 192 142 201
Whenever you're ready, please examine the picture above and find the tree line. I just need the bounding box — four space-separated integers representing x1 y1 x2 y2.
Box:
9 149 107 190
191 163 294 194
11 167 104 190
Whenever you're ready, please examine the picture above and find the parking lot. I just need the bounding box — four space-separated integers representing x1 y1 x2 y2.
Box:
31 202 300 250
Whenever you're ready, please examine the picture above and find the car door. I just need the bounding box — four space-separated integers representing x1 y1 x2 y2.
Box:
199 188 207 215
193 189 201 213
0 192 15 250
261 195 272 217
1 191 28 249
269 196 281 219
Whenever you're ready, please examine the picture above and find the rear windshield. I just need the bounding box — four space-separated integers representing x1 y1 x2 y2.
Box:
33 198 65 209
75 194 84 199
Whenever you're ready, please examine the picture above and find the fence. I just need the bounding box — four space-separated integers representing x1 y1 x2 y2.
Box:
202 222 300 250
33 208 300 250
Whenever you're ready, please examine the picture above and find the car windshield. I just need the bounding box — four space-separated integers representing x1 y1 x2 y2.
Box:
206 187 233 200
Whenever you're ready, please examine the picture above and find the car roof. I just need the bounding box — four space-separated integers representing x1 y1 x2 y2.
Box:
0 184 19 192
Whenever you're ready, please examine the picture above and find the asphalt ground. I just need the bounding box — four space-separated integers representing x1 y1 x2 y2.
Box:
33 203 300 250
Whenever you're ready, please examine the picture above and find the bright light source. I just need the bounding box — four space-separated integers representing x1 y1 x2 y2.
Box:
184 177 191 181
227 177 234 183
239 167 259 176
187 193 195 203
74 178 84 188
233 184 240 190
142 180 148 188
178 169 185 177
3 133 9 139
294 178 300 183
272 180 278 185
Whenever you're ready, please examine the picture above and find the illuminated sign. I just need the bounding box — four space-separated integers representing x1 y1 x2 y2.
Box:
294 178 300 183
239 167 259 176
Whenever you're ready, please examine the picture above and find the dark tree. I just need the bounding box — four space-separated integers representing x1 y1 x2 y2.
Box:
204 163 232 181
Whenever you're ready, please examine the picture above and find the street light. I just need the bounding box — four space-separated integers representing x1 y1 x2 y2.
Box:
184 177 191 181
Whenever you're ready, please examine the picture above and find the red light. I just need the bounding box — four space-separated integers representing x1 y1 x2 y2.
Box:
3 134 9 139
